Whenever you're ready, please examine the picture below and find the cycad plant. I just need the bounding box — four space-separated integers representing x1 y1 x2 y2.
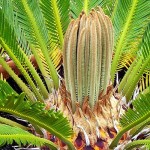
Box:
0 0 150 150
0 79 75 149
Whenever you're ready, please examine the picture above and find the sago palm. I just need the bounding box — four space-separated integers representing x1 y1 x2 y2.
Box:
61 3 150 150
0 0 150 150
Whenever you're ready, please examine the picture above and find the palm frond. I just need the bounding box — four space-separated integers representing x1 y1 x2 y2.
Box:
70 0 106 18
118 23 150 101
111 0 150 80
0 124 58 150
102 0 116 17
50 48 62 71
0 7 49 100
130 120 150 137
117 51 135 71
13 0 49 47
0 57 35 100
1 0 32 57
124 140 150 150
12 0 59 89
120 94 150 127
0 77 17 96
117 54 150 93
141 84 150 97
0 116 28 131
0 80 75 149
110 92 150 149
139 71 150 92
40 0 70 48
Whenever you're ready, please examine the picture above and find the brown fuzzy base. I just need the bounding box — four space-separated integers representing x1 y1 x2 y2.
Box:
45 81 126 150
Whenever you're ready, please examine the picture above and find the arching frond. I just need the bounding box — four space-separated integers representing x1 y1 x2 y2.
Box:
120 94 150 128
118 23 150 101
0 0 63 99
117 54 150 94
110 92 150 149
102 0 116 17
130 120 150 138
0 124 58 150
0 116 28 131
40 0 70 48
50 48 62 71
0 80 75 150
12 0 59 88
70 0 107 18
0 56 35 100
141 83 150 97
13 0 49 47
124 140 150 150
111 0 150 81
139 71 150 92
0 7 48 100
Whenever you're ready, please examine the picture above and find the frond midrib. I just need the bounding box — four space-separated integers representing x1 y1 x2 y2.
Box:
0 38 43 101
0 107 74 150
21 0 59 89
83 0 89 14
111 0 138 80
0 56 34 100
110 104 150 148
0 128 58 150
51 0 64 48
124 140 150 150
0 116 28 130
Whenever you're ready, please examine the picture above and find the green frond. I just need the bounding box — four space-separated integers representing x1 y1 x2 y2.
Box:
124 140 150 150
101 0 116 17
117 50 135 71
120 94 150 127
0 78 17 97
118 23 150 101
70 0 106 18
0 57 35 100
0 73 4 81
50 48 62 71
139 71 150 92
0 7 49 100
110 92 150 149
111 0 150 81
12 0 59 89
146 143 150 150
117 54 150 94
141 84 150 97
12 0 49 47
110 0 118 19
130 120 150 138
0 0 62 97
0 116 28 131
40 0 70 48
0 0 14 27
0 124 58 150
0 80 75 149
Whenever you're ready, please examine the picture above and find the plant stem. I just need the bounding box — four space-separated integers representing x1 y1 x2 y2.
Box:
0 56 35 101
51 0 64 48
0 116 28 131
